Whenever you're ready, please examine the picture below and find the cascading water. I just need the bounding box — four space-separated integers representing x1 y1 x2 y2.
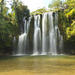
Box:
17 33 27 55
16 17 31 55
33 15 41 55
41 13 48 55
48 12 57 55
55 12 63 53
15 12 63 56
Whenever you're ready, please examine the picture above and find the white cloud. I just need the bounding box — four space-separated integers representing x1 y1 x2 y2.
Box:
21 0 45 12
5 0 52 12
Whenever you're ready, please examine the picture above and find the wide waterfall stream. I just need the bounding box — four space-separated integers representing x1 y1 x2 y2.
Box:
16 12 63 56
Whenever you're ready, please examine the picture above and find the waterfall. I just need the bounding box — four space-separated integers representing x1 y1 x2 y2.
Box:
33 15 41 55
48 12 57 55
41 13 48 55
15 12 63 56
17 33 27 55
55 12 63 53
16 17 31 55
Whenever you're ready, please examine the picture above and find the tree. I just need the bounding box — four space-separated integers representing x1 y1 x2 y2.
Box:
31 8 48 15
12 0 30 33
48 0 63 11
0 0 4 13
66 20 75 38
64 0 75 39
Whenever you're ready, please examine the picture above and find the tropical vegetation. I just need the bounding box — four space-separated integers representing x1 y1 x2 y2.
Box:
0 0 75 55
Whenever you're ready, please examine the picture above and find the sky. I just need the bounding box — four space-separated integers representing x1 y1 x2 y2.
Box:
6 0 65 12
6 0 52 12
21 0 52 12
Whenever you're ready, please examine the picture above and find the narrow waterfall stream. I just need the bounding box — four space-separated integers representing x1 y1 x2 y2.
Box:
48 12 57 55
33 15 41 55
42 13 48 55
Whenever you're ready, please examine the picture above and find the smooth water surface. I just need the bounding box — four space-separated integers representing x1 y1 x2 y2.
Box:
0 55 75 75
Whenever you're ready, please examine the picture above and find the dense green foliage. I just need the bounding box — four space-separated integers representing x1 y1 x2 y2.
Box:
64 0 75 39
12 1 30 33
31 8 49 15
64 0 75 54
48 0 63 11
0 0 30 55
